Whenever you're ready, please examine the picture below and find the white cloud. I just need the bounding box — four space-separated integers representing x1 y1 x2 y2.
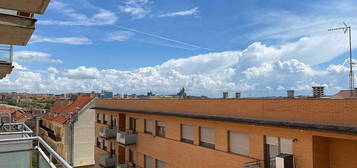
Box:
14 51 62 64
62 66 101 79
106 31 134 41
158 7 199 18
119 0 151 19
2 38 356 96
39 1 118 26
30 35 93 45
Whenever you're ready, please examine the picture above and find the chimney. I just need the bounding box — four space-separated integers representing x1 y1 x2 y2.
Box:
235 92 241 99
312 86 324 98
223 92 228 99
287 90 294 98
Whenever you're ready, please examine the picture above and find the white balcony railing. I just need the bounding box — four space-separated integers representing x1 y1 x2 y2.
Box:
99 153 115 168
117 131 137 145
0 122 72 168
99 126 117 139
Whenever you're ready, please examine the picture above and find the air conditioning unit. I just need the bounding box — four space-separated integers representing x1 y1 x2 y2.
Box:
276 153 294 168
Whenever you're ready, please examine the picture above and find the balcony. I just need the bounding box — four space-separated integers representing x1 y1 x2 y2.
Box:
99 153 115 168
117 131 137 146
99 126 117 139
243 160 261 168
0 0 50 14
0 45 13 79
0 122 72 168
48 131 61 142
0 10 36 45
117 163 136 168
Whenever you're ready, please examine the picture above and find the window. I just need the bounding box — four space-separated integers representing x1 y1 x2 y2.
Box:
156 160 166 168
110 142 115 156
129 117 137 132
199 127 215 149
103 114 107 124
156 121 165 137
97 113 101 123
103 139 107 151
181 124 194 144
129 150 137 165
145 119 153 134
111 115 117 128
229 131 249 156
144 155 153 168
265 136 294 168
96 137 101 148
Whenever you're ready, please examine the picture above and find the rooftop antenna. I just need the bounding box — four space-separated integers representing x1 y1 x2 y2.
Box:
328 22 354 96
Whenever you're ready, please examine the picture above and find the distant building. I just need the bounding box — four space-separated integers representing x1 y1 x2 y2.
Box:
38 94 97 167
100 90 113 99
0 104 31 123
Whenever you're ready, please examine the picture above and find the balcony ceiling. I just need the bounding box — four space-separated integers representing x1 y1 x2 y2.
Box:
0 0 50 14
0 13 36 45
0 62 13 79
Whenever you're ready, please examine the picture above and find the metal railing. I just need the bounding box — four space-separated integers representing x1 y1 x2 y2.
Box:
0 122 72 168
0 45 13 63
117 130 137 145
243 160 261 168
0 122 32 136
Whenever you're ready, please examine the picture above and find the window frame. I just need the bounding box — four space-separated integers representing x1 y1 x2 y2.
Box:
181 124 194 144
199 127 215 149
156 120 165 137
96 113 101 123
144 155 153 168
144 119 153 134
228 130 250 156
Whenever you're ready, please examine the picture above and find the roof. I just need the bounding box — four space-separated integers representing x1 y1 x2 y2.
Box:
331 90 357 99
0 104 31 123
41 95 95 124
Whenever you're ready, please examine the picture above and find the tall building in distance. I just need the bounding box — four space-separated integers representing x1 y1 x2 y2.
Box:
94 93 357 168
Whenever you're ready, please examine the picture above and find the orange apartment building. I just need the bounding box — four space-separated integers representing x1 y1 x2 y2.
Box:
94 97 357 168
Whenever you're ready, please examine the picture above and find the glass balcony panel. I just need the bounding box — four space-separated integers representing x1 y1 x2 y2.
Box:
117 131 137 145
38 152 52 168
0 45 12 63
0 141 32 168
99 126 117 139
99 153 115 168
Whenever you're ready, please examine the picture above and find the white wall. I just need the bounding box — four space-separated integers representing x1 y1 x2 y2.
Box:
73 101 95 167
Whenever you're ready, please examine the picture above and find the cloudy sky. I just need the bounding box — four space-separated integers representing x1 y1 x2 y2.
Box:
3 0 357 97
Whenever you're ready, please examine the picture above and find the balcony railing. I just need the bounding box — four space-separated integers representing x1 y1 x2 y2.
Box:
99 153 115 168
99 126 117 139
0 45 12 63
117 130 137 145
243 160 261 168
118 163 136 168
0 122 72 168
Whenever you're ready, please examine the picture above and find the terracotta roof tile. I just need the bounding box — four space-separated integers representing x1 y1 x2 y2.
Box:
41 95 95 125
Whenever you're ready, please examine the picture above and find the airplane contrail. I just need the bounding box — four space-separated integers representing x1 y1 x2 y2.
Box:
112 24 212 51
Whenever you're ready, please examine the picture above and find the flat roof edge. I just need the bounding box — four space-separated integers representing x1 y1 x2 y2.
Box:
93 107 357 135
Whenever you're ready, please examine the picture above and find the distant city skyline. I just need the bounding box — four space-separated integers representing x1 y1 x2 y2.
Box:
2 0 357 97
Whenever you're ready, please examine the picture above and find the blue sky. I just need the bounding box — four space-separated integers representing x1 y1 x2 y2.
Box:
3 0 357 96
